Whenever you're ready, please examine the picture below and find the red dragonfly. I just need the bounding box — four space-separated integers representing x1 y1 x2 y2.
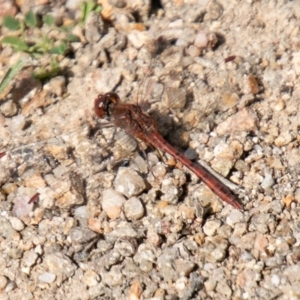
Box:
0 55 242 211
94 92 242 210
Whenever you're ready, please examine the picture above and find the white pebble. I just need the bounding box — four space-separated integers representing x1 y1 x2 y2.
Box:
194 31 209 48
38 272 56 283
114 168 146 198
13 195 34 219
74 206 91 219
102 189 126 219
261 174 275 189
83 270 100 287
127 30 147 49
226 210 244 227
124 197 144 220
271 274 280 286
203 220 221 236
9 216 25 231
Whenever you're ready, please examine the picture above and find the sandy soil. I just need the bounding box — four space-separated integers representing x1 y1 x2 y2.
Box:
1 0 300 299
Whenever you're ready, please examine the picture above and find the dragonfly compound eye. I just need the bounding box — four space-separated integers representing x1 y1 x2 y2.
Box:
94 92 120 118
94 94 107 118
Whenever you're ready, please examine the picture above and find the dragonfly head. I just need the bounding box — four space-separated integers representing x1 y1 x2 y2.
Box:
94 92 120 118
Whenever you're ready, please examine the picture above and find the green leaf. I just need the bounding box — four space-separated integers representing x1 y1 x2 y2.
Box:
66 33 78 42
2 16 20 31
49 42 67 54
1 36 29 51
95 5 102 13
43 14 55 26
33 67 60 80
85 1 97 13
25 11 37 27
34 58 60 80
81 1 101 23
0 58 29 98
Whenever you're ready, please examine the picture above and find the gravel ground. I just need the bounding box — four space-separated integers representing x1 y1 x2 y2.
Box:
1 0 300 299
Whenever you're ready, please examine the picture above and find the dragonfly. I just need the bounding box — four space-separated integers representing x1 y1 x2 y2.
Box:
94 91 242 210
0 53 243 213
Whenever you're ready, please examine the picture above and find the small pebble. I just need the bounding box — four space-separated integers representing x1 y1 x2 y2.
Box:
0 275 8 290
129 280 143 300
186 45 201 57
84 11 103 43
175 259 196 276
151 162 167 179
273 99 286 111
88 218 102 233
5 281 16 293
47 76 66 97
114 168 146 198
194 31 217 49
22 250 38 268
204 279 217 291
174 277 188 295
74 206 92 219
282 194 294 207
271 274 280 286
89 68 122 94
295 188 300 203
274 131 292 147
226 210 243 227
203 220 221 236
102 189 126 219
38 272 56 283
35 244 43 255
9 217 25 231
178 204 195 221
0 100 18 117
0 217 16 239
124 197 145 220
12 194 34 219
261 174 275 189
43 253 77 286
243 74 259 94
216 108 258 136
69 227 97 244
127 30 147 49
101 265 124 286
83 270 99 287
216 281 232 298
